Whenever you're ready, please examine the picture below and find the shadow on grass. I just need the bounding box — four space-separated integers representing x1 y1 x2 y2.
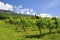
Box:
25 32 60 38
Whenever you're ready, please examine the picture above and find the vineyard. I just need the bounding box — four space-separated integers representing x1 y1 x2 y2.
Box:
0 12 60 40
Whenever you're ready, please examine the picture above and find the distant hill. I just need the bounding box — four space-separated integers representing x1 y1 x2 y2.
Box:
0 10 34 17
0 10 18 16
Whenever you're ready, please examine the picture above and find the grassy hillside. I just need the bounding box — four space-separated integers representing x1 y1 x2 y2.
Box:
0 10 60 40
0 20 20 40
0 20 60 40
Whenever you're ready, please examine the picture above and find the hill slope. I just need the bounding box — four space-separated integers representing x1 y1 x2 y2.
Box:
0 20 60 40
0 21 21 40
0 10 60 40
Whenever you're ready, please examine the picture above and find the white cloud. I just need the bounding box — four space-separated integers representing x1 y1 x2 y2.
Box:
14 5 52 17
0 1 13 11
14 5 36 15
36 13 51 17
32 12 36 15
26 12 30 14
30 9 34 12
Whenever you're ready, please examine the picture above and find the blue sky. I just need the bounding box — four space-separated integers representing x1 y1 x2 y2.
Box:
0 0 60 17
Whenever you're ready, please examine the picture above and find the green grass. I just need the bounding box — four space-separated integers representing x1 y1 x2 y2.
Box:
0 21 20 40
0 20 60 40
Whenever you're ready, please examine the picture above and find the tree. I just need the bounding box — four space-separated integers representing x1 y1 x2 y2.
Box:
35 14 43 35
52 17 60 33
44 17 54 33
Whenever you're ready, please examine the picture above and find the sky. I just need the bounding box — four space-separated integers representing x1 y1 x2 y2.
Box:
0 0 60 17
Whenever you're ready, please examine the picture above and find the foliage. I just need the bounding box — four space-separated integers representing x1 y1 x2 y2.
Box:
0 11 60 40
